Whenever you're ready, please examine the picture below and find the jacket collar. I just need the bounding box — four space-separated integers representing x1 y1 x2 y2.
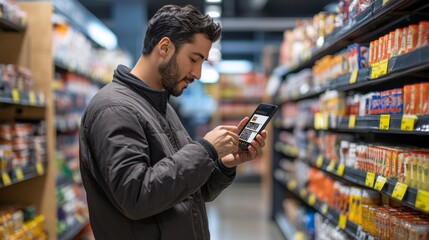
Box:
113 64 169 115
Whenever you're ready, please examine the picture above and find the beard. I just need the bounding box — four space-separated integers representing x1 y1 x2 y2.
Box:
159 54 185 97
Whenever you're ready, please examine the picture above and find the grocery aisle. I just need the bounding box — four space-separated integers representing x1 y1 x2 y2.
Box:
207 182 284 240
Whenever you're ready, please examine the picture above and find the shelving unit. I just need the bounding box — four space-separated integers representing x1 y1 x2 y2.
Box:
0 2 56 238
271 0 429 239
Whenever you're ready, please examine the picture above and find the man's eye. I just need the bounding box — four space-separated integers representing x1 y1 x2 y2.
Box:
190 58 197 63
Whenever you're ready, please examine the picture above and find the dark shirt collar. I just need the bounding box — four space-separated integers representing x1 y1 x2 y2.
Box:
113 64 169 115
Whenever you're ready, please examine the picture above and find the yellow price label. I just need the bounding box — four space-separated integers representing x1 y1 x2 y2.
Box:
29 91 36 105
2 172 12 186
36 162 44 175
322 113 329 130
300 189 307 199
383 0 390 5
374 176 387 191
12 89 20 103
308 194 316 206
339 214 347 229
287 180 297 191
314 112 322 129
349 70 358 84
378 59 388 76
415 190 429 212
316 154 324 168
392 182 408 200
15 168 24 181
401 115 417 131
379 115 390 130
370 62 380 79
321 203 329 215
365 172 376 188
348 115 356 129
327 160 336 172
337 164 345 177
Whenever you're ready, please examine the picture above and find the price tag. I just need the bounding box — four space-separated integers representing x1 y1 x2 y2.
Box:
29 91 36 105
378 59 388 76
36 162 44 175
12 89 20 103
383 0 390 5
337 164 345 177
374 176 387 191
287 180 297 191
348 115 356 129
316 154 324 168
327 160 336 172
370 62 380 79
314 112 322 129
392 182 408 200
349 70 358 84
401 115 417 131
15 168 24 181
379 114 390 130
415 190 429 212
322 113 329 130
321 203 329 215
308 194 316 206
300 189 307 199
2 172 12 186
365 172 376 188
339 214 347 229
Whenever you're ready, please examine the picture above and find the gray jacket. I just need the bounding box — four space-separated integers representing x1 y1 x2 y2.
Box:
79 65 236 240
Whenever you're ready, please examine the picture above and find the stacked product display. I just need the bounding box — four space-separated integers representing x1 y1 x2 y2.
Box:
271 0 429 239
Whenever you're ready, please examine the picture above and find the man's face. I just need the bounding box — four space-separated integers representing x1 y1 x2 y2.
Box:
158 34 212 96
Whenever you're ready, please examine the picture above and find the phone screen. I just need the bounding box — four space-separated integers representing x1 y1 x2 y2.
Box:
238 103 278 151
239 114 269 144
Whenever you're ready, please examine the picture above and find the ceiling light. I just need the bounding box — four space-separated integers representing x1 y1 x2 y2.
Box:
205 5 221 18
206 0 222 3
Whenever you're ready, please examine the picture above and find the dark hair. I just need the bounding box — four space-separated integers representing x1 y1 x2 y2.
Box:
142 5 221 55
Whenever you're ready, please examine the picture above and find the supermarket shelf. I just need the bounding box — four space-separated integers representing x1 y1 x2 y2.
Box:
280 45 429 103
0 17 26 32
58 217 89 240
274 213 303 240
310 156 429 214
274 169 376 239
0 89 46 107
0 161 48 188
54 59 106 85
274 142 300 158
282 0 425 76
334 115 429 135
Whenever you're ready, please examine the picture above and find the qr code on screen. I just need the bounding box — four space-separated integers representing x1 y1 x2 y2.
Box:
239 129 252 141
247 122 260 131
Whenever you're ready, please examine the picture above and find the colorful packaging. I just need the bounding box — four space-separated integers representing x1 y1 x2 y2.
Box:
418 21 429 48
420 82 429 114
399 27 409 55
407 24 419 53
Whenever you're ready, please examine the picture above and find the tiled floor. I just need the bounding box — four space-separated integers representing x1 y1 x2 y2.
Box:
207 182 284 240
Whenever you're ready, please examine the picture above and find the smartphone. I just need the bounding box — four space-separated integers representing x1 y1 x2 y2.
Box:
238 103 278 151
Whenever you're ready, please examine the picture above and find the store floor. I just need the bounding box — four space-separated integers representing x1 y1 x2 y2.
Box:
207 182 284 240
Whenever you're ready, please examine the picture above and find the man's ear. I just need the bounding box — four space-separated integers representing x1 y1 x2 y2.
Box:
158 37 173 57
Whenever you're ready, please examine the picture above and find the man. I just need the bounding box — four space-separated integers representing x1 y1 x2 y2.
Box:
79 4 267 240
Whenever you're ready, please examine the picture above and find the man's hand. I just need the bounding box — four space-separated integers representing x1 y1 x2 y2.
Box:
203 125 240 159
220 117 267 168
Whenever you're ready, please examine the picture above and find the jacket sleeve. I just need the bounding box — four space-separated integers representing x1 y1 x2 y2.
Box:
200 160 236 202
87 105 216 220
